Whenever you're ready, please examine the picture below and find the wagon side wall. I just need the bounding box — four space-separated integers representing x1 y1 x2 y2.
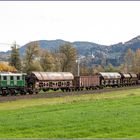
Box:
74 75 100 88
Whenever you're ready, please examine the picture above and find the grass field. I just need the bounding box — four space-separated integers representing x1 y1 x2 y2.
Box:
0 88 140 138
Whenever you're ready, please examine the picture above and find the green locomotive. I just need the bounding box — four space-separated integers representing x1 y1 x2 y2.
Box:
0 72 27 96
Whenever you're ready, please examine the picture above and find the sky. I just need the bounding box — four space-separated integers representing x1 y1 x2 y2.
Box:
0 1 140 52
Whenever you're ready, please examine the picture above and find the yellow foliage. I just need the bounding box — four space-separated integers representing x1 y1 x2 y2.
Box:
0 62 17 72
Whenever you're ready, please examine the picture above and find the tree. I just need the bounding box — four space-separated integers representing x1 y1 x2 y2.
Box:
23 41 41 73
24 42 40 64
92 65 105 74
123 48 140 73
40 50 55 71
124 48 134 72
133 48 140 73
80 65 91 76
26 61 43 72
58 43 77 72
0 62 17 72
9 42 21 71
105 64 118 72
117 64 126 73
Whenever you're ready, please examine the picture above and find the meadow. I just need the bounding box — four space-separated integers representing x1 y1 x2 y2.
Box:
0 88 140 138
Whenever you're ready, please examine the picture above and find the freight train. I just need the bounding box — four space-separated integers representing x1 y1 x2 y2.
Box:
0 71 139 96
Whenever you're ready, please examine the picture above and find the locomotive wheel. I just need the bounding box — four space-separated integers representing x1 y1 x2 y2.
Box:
20 90 26 95
10 89 15 96
10 89 18 96
2 89 8 96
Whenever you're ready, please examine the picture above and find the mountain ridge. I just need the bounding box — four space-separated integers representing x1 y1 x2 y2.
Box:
1 35 140 66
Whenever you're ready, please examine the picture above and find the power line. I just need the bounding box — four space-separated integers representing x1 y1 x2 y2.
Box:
0 43 12 46
0 43 20 50
0 42 19 46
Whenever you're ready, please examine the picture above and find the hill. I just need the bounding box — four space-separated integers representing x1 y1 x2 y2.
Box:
1 35 140 66
19 39 107 56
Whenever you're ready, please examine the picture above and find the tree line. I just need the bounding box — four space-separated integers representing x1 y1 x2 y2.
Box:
9 42 77 74
8 42 140 75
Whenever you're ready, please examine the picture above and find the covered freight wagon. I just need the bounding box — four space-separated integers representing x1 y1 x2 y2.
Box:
129 73 138 85
119 73 131 86
27 72 74 92
99 72 121 87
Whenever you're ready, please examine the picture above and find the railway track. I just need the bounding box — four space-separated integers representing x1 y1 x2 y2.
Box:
0 85 140 103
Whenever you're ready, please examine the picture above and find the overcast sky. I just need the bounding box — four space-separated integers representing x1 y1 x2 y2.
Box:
0 1 140 51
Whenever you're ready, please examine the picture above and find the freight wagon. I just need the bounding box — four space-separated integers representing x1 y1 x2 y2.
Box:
73 75 100 90
99 72 122 87
128 73 138 86
0 71 140 96
26 72 74 92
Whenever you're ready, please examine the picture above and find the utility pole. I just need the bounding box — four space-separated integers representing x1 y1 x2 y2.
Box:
76 58 80 76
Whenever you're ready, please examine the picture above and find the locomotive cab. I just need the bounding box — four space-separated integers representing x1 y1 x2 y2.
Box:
0 72 27 96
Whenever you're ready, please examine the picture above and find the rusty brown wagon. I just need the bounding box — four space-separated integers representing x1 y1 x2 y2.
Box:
73 75 100 90
99 72 122 87
27 72 74 92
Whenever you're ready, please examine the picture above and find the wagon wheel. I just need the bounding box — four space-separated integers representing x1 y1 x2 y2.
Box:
10 89 15 96
20 89 26 95
34 89 39 94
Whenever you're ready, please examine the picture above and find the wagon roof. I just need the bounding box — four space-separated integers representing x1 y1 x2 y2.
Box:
0 72 26 76
99 72 121 79
31 72 74 81
129 73 137 78
120 73 131 78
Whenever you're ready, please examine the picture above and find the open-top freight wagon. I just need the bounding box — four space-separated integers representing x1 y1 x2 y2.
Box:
73 75 100 90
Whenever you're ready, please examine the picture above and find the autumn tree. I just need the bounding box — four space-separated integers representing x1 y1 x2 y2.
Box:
92 65 105 74
58 43 77 72
23 42 42 73
123 48 140 73
105 64 119 72
25 61 43 72
117 64 126 73
124 48 134 72
9 42 21 71
0 62 17 72
53 53 62 72
79 65 91 76
40 50 55 71
133 48 140 73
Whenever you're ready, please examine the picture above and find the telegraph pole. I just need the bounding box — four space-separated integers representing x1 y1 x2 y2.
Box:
76 58 80 76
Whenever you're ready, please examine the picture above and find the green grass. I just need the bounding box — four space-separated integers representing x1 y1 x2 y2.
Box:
0 88 140 138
